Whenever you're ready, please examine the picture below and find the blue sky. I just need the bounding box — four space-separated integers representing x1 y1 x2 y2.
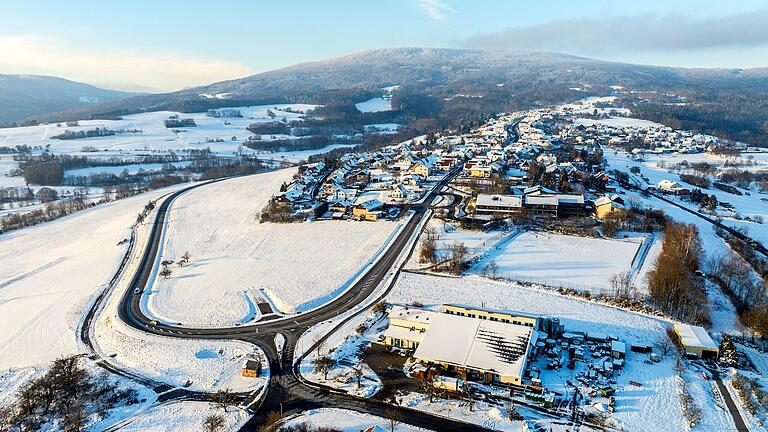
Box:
1 0 767 92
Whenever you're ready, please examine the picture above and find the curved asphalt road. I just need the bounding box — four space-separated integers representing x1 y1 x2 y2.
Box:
105 169 494 431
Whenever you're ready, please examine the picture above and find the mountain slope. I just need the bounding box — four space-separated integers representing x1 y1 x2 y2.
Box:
58 48 767 115
0 75 137 125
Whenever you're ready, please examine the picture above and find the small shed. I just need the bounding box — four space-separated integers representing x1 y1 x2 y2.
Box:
242 358 262 378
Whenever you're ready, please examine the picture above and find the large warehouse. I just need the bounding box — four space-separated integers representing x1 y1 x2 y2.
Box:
674 324 719 360
412 311 538 386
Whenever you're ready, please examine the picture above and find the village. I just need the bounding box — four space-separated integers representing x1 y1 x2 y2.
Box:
285 96 768 431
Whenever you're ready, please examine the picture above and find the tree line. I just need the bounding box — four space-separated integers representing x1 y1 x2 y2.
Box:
646 221 710 325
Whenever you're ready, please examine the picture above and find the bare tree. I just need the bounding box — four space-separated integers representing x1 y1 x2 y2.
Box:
384 407 404 432
179 250 191 267
654 329 678 356
448 242 468 275
487 259 499 279
213 389 237 413
203 414 226 432
313 333 325 358
313 356 337 380
351 366 365 388
419 228 438 264
609 271 634 300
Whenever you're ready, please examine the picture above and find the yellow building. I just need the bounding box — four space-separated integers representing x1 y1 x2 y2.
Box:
674 324 719 360
593 195 625 219
470 166 492 178
241 358 262 378
410 161 432 178
383 306 433 349
352 199 383 221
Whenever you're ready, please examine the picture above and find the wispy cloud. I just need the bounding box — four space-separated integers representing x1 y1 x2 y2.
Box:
414 0 453 21
0 35 254 92
460 9 768 55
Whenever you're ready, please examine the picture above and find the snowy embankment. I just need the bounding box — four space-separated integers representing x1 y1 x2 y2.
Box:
0 186 185 371
386 272 702 432
143 169 400 326
109 401 250 432
282 408 429 432
92 208 268 393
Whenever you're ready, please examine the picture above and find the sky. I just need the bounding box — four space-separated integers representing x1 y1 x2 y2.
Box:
1 0 767 93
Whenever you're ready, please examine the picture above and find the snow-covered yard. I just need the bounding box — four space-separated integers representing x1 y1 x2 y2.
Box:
144 169 401 326
473 231 644 294
406 219 512 270
296 308 384 398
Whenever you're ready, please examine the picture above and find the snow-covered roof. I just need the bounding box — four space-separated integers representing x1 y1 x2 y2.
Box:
414 312 536 380
388 305 434 324
476 194 522 208
675 324 718 350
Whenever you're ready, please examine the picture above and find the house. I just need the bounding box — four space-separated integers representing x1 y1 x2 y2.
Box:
674 324 719 360
475 194 523 215
399 173 420 186
352 199 384 221
389 184 408 200
657 179 690 195
593 195 625 219
469 165 492 178
410 160 432 178
242 358 262 378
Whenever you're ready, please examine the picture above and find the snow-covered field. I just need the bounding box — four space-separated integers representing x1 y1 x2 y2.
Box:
0 104 318 155
0 104 329 191
386 272 704 432
114 401 250 432
144 169 401 325
0 186 183 371
282 408 428 432
474 231 643 293
355 97 392 113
